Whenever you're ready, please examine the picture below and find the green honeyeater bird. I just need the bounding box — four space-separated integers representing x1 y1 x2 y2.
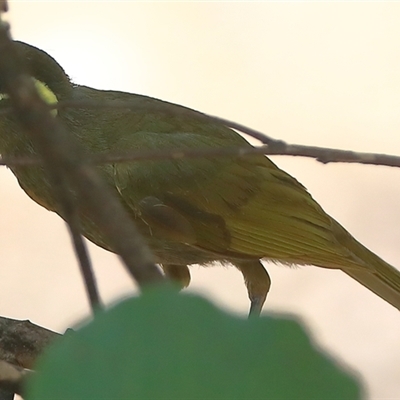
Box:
1 41 400 316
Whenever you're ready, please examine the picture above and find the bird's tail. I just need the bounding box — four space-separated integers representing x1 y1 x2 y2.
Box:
343 258 400 311
333 220 400 310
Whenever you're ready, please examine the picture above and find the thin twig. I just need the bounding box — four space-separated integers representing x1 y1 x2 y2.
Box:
1 141 400 169
3 98 400 168
0 30 101 313
0 22 164 293
63 204 102 312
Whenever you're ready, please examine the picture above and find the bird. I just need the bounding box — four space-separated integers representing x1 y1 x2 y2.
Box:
0 41 400 316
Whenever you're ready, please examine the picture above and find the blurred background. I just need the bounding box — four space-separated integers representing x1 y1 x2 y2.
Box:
3 2 400 398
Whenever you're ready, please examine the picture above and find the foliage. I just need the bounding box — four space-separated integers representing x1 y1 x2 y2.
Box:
27 287 361 399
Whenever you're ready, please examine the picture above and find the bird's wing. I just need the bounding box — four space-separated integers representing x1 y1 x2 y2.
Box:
76 89 400 311
110 126 356 267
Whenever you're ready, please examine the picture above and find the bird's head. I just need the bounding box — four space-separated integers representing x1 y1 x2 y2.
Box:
0 41 73 110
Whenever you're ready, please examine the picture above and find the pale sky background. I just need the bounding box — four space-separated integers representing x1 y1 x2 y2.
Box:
3 2 400 399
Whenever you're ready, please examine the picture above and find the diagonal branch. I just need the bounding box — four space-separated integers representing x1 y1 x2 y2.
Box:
0 21 164 299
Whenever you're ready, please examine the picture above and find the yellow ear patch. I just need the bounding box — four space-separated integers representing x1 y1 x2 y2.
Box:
33 78 58 116
0 78 58 116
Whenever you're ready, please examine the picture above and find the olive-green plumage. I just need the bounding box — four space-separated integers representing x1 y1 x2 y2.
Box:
1 41 400 315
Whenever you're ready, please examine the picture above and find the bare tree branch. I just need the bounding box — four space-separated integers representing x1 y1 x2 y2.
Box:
1 97 399 168
1 139 399 170
0 317 60 398
0 317 60 369
0 0 7 13
64 203 102 312
0 29 101 314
